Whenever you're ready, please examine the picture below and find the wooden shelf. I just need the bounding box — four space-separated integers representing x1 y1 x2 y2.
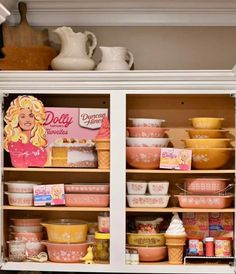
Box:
126 169 236 174
126 207 235 213
3 206 110 212
3 167 110 173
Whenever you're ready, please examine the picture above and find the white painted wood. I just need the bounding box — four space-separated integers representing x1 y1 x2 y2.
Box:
1 261 234 273
0 69 236 273
5 0 236 26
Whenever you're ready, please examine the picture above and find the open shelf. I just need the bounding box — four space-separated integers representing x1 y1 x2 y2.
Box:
4 167 110 173
3 206 110 211
126 207 235 213
126 169 236 174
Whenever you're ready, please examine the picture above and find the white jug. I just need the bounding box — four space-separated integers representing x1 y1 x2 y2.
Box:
51 26 97 70
96 46 134 70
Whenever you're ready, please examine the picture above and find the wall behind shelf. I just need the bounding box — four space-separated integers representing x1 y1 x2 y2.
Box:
45 26 236 70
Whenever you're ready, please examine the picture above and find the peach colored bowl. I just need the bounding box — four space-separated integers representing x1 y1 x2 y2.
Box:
183 138 231 148
126 147 161 169
12 232 43 242
42 241 89 263
191 148 234 169
65 184 109 194
190 117 224 129
127 127 169 138
186 129 228 139
65 194 109 207
127 246 167 262
175 194 233 209
11 218 42 226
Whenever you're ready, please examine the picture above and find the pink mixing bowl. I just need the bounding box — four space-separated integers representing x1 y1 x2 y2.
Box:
42 241 89 263
126 147 161 169
127 246 167 262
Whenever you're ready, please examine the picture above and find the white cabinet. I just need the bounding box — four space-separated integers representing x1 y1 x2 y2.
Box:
0 70 235 273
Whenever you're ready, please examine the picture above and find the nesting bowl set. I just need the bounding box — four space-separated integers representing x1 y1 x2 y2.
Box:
184 117 234 169
126 118 169 169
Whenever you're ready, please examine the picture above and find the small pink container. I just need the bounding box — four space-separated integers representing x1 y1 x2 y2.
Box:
65 184 109 194
65 194 109 207
127 127 169 138
5 192 33 206
127 181 147 195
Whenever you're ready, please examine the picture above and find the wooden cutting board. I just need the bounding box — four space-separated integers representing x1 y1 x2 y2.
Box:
0 2 57 70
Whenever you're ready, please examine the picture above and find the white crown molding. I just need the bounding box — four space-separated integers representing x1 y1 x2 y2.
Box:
5 0 236 26
1 69 236 92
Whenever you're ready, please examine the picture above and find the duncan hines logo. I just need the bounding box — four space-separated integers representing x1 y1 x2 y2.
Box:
79 108 108 129
44 111 73 128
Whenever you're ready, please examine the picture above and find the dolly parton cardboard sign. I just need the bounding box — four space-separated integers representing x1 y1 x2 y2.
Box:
4 95 48 168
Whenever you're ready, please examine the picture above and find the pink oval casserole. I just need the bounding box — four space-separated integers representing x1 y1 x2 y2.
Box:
65 194 110 207
184 178 230 194
65 184 109 194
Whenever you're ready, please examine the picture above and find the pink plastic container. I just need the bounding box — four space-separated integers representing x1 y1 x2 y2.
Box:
65 194 109 207
175 194 233 209
42 241 89 263
65 184 109 194
184 178 230 194
127 127 169 138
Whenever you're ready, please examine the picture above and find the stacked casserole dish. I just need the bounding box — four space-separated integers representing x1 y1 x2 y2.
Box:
175 178 233 209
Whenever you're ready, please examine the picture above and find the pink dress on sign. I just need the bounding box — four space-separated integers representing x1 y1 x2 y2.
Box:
8 141 47 168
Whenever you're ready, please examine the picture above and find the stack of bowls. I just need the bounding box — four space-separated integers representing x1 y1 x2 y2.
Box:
41 219 90 263
10 218 44 257
185 117 233 169
5 181 39 206
126 216 167 262
126 118 169 169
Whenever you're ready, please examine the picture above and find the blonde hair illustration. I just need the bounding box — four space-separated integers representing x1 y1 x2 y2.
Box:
4 95 47 151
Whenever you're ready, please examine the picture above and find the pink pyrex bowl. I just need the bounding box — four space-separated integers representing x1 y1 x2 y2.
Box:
126 137 170 147
126 147 161 169
127 246 167 262
127 127 169 138
42 241 89 263
65 194 109 207
11 218 42 226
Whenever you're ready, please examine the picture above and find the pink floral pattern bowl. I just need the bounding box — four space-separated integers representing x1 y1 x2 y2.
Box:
42 241 90 263
126 147 161 169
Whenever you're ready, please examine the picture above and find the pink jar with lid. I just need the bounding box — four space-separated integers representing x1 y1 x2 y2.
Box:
215 237 232 257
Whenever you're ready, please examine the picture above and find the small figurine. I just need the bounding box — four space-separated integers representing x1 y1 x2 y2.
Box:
80 246 94 264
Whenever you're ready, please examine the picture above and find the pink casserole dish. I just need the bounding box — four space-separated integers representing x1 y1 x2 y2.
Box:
175 194 233 209
65 184 109 194
65 194 109 207
183 178 230 194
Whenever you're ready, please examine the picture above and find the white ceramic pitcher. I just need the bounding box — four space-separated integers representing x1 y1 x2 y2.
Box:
51 26 97 70
96 46 134 70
